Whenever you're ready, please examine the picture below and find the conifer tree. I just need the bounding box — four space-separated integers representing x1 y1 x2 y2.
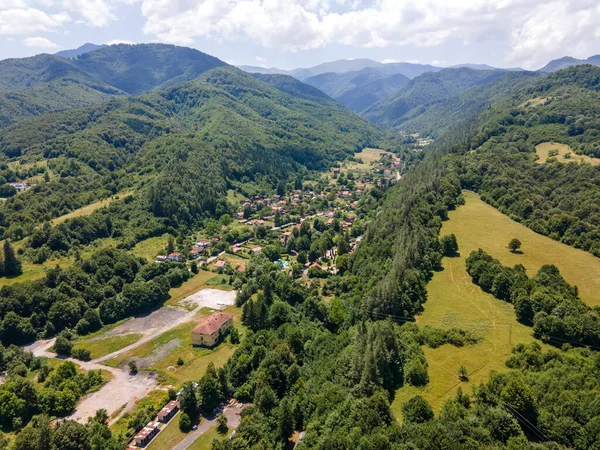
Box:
2 241 21 276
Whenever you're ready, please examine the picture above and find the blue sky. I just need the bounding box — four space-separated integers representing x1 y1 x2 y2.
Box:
2 1 600 70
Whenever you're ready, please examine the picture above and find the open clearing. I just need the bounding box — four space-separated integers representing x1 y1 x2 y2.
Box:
536 142 600 166
450 191 600 306
51 191 134 225
392 190 600 415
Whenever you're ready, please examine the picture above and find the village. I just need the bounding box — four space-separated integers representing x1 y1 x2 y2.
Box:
156 148 404 284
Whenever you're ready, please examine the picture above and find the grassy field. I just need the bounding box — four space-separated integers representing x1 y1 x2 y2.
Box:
0 257 73 288
188 426 233 450
74 333 144 360
104 306 243 386
536 142 600 166
146 411 187 450
391 190 600 416
165 270 223 307
132 235 169 262
453 191 600 306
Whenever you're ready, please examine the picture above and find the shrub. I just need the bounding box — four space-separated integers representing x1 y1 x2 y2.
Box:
179 412 191 432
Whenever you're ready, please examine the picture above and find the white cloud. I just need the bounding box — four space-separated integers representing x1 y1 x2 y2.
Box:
136 0 600 69
0 7 70 34
62 0 114 27
23 35 56 47
106 38 134 45
256 56 266 62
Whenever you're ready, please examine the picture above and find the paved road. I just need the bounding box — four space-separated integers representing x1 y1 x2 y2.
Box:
172 403 246 450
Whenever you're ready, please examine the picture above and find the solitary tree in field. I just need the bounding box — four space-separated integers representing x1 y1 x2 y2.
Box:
458 365 469 381
508 238 522 253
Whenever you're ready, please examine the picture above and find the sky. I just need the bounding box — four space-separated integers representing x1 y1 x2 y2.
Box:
1 0 600 70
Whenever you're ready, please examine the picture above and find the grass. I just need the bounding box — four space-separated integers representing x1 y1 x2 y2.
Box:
147 411 187 450
536 142 600 166
74 333 144 360
110 389 167 437
226 189 248 206
0 257 73 288
188 426 233 450
453 191 600 306
165 270 221 307
132 235 169 262
104 306 243 386
205 275 233 290
390 190 600 416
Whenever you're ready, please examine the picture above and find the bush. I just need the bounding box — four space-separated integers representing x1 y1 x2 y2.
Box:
404 359 429 386
71 348 91 361
179 412 191 432
177 357 184 366
402 396 434 423
54 336 72 357
440 234 459 256
229 327 240 344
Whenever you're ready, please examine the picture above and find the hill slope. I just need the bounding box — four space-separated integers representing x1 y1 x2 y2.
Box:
55 43 106 59
0 66 381 241
362 68 513 128
538 55 600 73
0 44 230 128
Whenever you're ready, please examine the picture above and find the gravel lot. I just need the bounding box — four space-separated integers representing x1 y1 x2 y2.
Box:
178 288 236 310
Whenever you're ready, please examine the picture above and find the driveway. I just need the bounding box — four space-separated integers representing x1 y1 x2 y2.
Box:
172 403 247 450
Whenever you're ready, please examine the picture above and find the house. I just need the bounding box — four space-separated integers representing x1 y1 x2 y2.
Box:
156 255 167 262
158 400 180 423
215 260 227 268
134 421 160 447
167 252 181 262
189 248 202 259
324 210 335 218
332 168 340 174
196 239 210 248
232 246 242 253
191 312 234 347
252 247 262 253
9 182 28 191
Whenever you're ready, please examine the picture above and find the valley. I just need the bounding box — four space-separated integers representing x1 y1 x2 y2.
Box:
1 41 600 450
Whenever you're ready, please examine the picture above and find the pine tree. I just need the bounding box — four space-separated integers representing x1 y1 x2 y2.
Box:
2 241 21 276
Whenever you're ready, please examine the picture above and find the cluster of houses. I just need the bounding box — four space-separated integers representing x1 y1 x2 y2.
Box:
129 400 180 448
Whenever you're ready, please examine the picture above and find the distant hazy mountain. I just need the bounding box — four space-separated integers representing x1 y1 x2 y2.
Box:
301 68 410 113
239 58 441 80
303 68 386 98
538 55 600 73
450 63 523 71
55 43 106 59
337 73 410 113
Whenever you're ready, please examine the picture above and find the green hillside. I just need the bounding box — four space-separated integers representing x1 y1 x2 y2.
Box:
0 66 381 244
362 68 513 128
0 44 229 128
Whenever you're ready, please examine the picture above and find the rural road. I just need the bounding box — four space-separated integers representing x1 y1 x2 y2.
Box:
172 403 246 450
25 288 237 424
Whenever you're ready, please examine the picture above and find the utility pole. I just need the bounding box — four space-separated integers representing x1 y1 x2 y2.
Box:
509 324 512 345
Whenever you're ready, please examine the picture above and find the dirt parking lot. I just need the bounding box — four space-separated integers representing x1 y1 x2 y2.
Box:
178 288 236 310
98 306 188 338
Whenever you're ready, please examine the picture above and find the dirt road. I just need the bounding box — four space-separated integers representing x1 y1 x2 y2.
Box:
26 288 236 424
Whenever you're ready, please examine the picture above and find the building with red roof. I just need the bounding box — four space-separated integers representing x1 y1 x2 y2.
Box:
192 312 233 347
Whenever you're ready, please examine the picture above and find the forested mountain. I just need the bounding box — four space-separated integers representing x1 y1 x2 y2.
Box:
251 73 335 105
338 73 411 113
302 69 410 112
362 67 515 128
55 43 106 59
0 44 229 128
399 71 542 137
0 66 380 244
538 54 600 73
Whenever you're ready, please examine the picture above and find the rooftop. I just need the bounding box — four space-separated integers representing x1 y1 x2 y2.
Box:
192 312 233 335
